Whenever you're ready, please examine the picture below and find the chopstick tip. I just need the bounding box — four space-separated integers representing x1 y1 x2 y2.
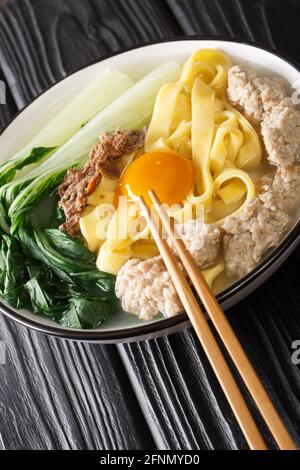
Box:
148 189 159 205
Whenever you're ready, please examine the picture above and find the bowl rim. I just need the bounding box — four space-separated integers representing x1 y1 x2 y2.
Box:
1 34 300 341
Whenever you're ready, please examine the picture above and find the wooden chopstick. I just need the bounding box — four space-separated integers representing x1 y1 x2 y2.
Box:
136 194 266 450
145 189 296 451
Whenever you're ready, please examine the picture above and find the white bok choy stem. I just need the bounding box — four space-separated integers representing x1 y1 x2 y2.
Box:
0 69 134 184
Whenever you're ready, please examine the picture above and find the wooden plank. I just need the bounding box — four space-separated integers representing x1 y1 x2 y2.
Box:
0 0 300 451
0 315 157 449
166 0 300 63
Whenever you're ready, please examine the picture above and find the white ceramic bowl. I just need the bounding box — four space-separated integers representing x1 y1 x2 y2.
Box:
1 38 300 342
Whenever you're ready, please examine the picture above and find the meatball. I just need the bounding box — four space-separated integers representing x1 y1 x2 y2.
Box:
223 232 259 279
115 220 222 319
115 256 183 320
261 99 300 167
223 198 289 278
227 65 287 123
260 165 300 212
174 220 222 268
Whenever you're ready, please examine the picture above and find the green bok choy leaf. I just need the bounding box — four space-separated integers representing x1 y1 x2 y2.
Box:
0 224 115 328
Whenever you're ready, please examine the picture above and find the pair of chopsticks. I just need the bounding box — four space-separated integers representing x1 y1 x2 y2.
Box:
136 189 296 451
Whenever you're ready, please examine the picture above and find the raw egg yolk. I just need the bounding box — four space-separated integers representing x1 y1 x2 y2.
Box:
118 151 195 205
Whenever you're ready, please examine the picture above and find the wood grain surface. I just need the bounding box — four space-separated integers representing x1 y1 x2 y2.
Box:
0 0 300 450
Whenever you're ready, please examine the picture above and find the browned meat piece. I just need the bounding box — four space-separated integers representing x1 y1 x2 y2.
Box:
90 128 146 166
58 167 102 236
98 159 122 179
58 128 146 235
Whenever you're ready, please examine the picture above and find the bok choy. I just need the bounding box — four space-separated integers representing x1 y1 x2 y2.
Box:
0 223 115 328
0 60 181 328
0 68 134 186
6 61 181 233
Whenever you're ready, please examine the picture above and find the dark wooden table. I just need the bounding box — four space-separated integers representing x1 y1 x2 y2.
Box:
0 0 300 451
